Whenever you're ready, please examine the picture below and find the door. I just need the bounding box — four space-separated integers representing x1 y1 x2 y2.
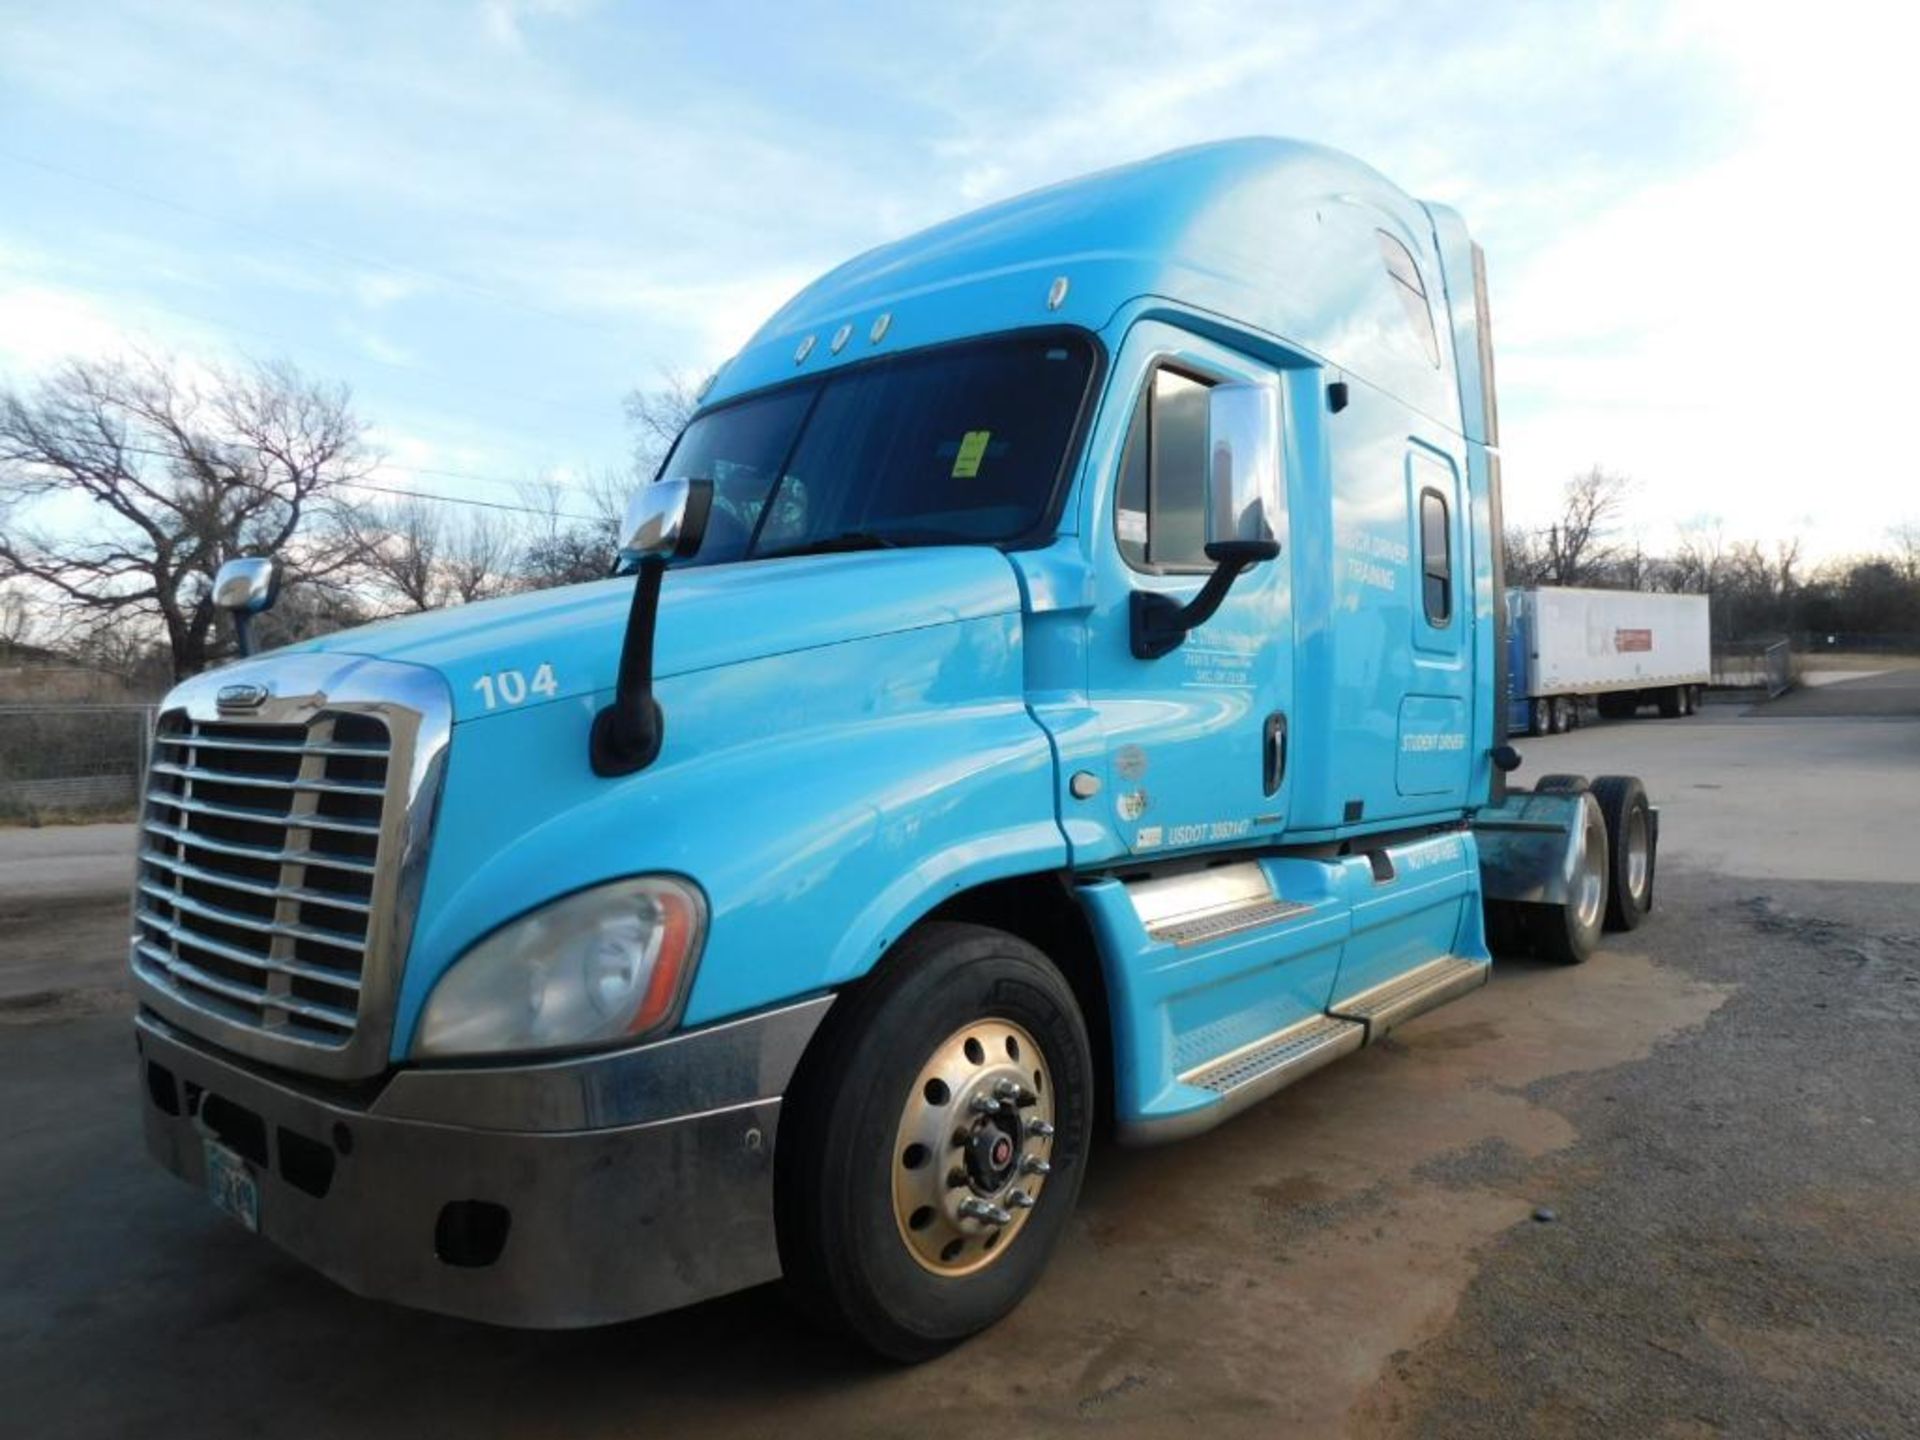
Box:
1082 324 1294 858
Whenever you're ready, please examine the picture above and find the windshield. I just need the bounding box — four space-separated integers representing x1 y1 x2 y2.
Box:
659 331 1096 565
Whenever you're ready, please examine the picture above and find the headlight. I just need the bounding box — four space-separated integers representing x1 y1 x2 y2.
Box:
412 876 706 1059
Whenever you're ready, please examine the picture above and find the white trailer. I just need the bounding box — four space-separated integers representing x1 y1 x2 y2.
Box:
1509 587 1712 734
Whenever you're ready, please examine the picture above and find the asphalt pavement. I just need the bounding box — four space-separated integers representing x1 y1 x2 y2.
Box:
1 671 1916 1437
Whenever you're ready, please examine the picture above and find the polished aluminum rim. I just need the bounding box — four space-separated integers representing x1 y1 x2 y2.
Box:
891 1017 1055 1276
1573 804 1608 932
1625 805 1651 901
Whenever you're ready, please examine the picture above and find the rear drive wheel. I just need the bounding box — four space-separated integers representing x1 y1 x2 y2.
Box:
1548 696 1571 734
1591 775 1655 930
1533 773 1590 795
1527 792 1609 965
776 923 1093 1361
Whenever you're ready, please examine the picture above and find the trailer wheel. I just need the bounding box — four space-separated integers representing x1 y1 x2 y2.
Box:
1533 773 1590 795
1657 686 1683 719
775 922 1093 1361
1527 792 1609 965
1591 775 1654 929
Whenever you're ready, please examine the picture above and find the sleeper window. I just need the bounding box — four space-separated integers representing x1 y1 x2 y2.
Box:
1115 369 1212 572
1420 488 1452 626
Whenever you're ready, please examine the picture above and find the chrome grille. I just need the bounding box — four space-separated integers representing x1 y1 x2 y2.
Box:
133 712 392 1046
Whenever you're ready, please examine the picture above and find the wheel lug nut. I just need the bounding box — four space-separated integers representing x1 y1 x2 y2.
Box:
1007 1189 1036 1209
969 1094 1003 1115
1025 1118 1054 1138
958 1197 1012 1225
993 1077 1021 1099
1020 1154 1051 1176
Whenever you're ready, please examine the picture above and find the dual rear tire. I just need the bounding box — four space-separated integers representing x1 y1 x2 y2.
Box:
1523 774 1655 963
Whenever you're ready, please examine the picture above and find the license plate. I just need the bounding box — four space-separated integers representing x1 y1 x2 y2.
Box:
204 1139 260 1233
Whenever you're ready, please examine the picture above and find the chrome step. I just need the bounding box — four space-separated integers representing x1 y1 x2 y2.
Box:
1123 1013 1363 1144
1148 897 1313 946
1128 861 1312 947
1328 955 1488 1042
1181 1012 1364 1095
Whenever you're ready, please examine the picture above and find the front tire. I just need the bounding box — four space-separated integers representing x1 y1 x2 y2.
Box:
775 922 1094 1361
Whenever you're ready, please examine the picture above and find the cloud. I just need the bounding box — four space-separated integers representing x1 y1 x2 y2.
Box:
2 0 1913 561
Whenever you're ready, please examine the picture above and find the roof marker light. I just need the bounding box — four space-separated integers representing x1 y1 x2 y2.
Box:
830 324 851 354
794 334 816 364
869 313 891 344
1047 276 1070 311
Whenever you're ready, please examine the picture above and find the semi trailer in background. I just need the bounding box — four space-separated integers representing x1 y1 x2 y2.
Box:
1508 586 1711 735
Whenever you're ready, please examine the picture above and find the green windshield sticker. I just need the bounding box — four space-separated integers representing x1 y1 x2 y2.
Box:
952 429 991 479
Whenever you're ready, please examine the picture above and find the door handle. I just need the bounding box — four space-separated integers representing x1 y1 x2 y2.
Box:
1264 711 1287 796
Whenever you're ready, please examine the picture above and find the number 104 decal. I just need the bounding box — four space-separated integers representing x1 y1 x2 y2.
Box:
472 664 559 710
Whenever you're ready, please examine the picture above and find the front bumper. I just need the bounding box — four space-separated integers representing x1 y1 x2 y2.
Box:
135 996 832 1329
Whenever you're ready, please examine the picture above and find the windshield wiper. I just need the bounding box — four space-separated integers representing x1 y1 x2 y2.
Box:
774 531 900 557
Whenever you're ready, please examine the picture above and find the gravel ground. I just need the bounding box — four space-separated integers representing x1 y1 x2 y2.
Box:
1360 869 1920 1438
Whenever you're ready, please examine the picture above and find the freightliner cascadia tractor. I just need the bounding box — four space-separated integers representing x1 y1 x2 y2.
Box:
131 138 1656 1359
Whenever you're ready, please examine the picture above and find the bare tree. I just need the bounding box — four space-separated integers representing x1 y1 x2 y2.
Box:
349 497 515 612
1670 519 1727 596
1538 467 1629 585
622 371 705 479
0 585 32 646
1502 524 1548 586
514 471 628 591
1503 468 1633 587
0 353 372 679
1890 522 1920 584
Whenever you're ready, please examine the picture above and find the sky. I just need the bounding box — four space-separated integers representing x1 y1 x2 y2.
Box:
2 0 1916 563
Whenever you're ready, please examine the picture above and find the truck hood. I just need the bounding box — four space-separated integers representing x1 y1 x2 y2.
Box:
282 546 1025 723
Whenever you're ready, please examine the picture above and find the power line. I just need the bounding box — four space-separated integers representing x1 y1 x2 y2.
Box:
346 479 601 522
11 437 609 522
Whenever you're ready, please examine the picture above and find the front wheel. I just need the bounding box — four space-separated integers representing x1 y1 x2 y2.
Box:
775 923 1094 1361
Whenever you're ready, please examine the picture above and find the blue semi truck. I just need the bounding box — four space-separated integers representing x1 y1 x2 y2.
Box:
131 138 1656 1359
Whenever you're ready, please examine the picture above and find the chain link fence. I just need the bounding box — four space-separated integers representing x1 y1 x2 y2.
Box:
0 705 156 821
1712 639 1793 698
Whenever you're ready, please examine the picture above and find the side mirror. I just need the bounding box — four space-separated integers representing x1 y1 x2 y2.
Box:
617 477 712 562
592 479 714 777
1205 381 1281 553
1130 382 1283 659
213 556 281 657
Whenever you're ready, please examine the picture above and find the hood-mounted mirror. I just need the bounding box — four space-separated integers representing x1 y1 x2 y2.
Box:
212 556 282 658
591 478 714 777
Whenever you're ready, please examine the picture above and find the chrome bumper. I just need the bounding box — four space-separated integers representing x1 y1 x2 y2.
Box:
135 996 832 1329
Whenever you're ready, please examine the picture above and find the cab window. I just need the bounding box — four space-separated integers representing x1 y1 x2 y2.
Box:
1115 368 1212 572
1420 487 1452 625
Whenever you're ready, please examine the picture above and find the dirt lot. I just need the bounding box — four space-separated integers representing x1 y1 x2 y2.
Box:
2 671 1916 1438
